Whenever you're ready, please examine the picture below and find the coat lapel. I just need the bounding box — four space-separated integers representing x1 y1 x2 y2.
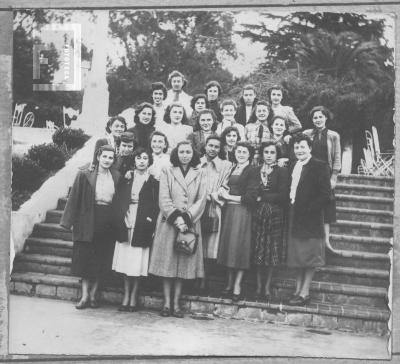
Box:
298 158 313 187
172 167 188 192
185 167 199 188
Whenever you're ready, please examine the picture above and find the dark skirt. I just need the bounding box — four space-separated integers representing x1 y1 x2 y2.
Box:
324 190 336 223
286 206 325 268
252 201 287 267
71 205 115 279
217 202 252 270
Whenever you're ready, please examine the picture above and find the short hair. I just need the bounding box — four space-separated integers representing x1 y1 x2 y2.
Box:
120 131 135 144
149 130 169 153
242 84 257 93
293 133 313 147
134 102 156 126
220 99 237 112
170 141 201 168
205 134 221 146
267 84 288 104
163 103 189 125
270 114 289 131
258 140 281 163
105 116 127 134
196 108 218 131
167 70 187 88
248 100 270 124
132 147 153 168
151 81 168 99
309 105 333 124
95 144 116 164
204 80 222 97
220 126 241 144
190 93 209 110
234 141 255 164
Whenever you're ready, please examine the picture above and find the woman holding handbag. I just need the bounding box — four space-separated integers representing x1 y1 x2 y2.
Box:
149 141 207 318
112 147 159 312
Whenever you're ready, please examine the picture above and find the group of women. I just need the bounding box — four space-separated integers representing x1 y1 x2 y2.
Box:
60 71 341 318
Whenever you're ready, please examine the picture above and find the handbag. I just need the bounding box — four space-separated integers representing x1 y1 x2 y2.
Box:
201 200 219 233
174 229 198 255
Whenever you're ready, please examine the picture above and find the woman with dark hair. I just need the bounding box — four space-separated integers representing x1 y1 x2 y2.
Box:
252 141 289 301
188 94 210 129
151 82 168 129
245 100 272 165
164 70 193 117
205 80 223 122
60 145 120 309
112 147 159 312
267 85 302 135
217 142 258 302
287 134 331 306
188 109 218 155
127 102 156 149
270 115 295 167
303 106 341 251
157 102 193 151
148 130 171 181
149 141 207 318
92 116 127 165
220 126 241 163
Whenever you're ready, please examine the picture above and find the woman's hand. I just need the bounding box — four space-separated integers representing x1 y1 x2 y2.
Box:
277 158 289 167
330 176 337 190
124 170 134 180
219 188 230 201
283 135 292 144
174 216 188 232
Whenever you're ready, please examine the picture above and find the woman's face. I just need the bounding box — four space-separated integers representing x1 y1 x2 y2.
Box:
312 110 327 130
139 107 153 125
294 140 312 161
207 86 219 101
171 76 184 91
225 131 238 148
272 118 286 137
256 104 269 122
222 104 236 121
110 120 126 137
152 90 164 105
235 146 250 164
270 89 283 106
199 113 214 132
135 152 150 171
178 144 193 166
194 98 207 112
151 135 167 155
170 106 184 124
97 150 115 169
263 145 278 165
119 141 135 156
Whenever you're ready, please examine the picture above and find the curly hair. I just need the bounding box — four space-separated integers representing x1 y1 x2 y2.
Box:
190 93 209 110
248 100 271 124
149 130 169 153
134 102 156 127
233 141 255 164
204 80 222 98
293 132 312 147
269 114 289 132
258 140 281 163
167 70 187 89
220 99 237 112
105 116 127 134
267 85 288 104
95 144 116 165
163 103 189 125
132 146 153 168
309 105 333 125
170 141 200 167
151 81 168 100
196 109 218 132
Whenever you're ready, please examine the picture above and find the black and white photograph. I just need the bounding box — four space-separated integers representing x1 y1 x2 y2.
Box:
7 6 397 359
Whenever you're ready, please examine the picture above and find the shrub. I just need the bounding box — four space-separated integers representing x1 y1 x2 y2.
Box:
27 143 66 171
52 127 89 151
12 156 47 191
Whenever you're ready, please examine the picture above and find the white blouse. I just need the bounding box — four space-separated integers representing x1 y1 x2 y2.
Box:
95 170 115 205
290 156 311 204
149 153 171 180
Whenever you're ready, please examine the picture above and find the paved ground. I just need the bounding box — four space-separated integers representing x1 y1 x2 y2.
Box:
9 295 390 359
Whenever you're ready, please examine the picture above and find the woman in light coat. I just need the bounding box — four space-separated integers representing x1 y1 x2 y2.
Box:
149 141 207 318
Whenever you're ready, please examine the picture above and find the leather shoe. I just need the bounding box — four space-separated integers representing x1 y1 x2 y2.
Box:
232 293 243 303
160 306 171 317
172 307 184 318
129 305 139 312
288 295 310 306
75 299 90 310
118 304 130 312
90 298 100 308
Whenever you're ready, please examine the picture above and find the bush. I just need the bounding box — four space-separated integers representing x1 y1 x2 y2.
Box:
52 127 90 151
27 143 66 171
12 156 47 191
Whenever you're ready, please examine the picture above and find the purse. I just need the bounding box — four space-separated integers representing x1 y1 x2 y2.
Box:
201 200 219 233
174 229 198 255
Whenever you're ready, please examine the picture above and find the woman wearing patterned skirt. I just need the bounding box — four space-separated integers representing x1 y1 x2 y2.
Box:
252 141 289 301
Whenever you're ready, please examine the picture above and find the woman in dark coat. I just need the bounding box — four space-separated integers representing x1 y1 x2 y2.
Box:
60 145 120 309
205 80 223 122
287 134 331 306
128 102 156 149
217 142 258 302
252 141 289 301
112 147 159 311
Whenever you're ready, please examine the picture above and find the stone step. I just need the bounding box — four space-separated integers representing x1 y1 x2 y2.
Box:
13 254 71 276
336 207 393 224
10 272 390 335
337 174 394 187
46 210 63 224
335 194 393 211
331 220 393 239
330 234 392 254
57 198 67 211
32 223 71 241
326 250 390 271
24 237 73 258
335 183 394 198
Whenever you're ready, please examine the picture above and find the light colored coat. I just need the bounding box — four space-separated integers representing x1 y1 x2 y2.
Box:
199 156 232 259
148 165 207 279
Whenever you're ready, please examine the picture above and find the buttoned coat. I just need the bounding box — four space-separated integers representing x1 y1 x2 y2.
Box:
60 167 120 243
148 165 207 279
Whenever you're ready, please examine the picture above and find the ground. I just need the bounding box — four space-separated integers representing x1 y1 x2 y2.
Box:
9 295 390 359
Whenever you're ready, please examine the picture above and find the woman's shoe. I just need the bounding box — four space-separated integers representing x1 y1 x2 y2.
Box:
172 307 184 318
232 293 243 303
90 298 100 308
254 291 262 301
288 295 310 306
129 305 139 312
75 299 90 310
118 304 130 312
160 306 171 317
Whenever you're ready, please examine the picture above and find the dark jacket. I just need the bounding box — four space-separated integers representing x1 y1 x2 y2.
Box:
60 167 120 243
209 99 222 122
290 157 331 239
114 174 159 247
255 165 289 206
228 164 259 208
235 97 258 126
128 123 155 149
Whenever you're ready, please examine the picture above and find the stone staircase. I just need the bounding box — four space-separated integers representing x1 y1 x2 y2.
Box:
11 174 393 335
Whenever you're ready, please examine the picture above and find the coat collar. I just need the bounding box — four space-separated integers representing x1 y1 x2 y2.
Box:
171 166 199 191
83 165 119 190
200 156 224 172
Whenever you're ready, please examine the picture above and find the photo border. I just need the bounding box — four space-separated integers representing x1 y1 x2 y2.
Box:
1 1 399 362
